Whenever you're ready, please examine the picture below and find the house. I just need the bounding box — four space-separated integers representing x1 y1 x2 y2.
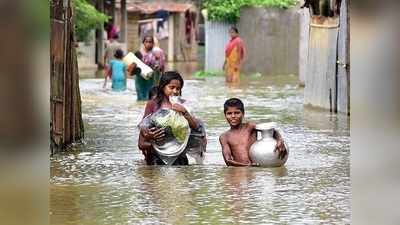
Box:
116 1 199 62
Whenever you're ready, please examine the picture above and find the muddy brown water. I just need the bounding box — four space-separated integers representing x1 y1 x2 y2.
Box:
50 72 350 225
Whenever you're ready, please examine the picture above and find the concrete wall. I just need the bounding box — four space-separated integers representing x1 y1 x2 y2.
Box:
76 31 97 73
237 7 300 76
174 13 198 61
127 13 140 52
298 7 310 86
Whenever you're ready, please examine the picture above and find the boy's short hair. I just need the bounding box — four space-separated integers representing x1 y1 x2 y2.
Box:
224 98 244 114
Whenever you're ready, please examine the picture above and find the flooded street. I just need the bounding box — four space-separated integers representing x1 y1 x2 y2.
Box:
50 71 350 224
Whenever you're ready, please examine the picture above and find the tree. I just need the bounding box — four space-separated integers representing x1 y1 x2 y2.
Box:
74 0 109 42
203 0 298 23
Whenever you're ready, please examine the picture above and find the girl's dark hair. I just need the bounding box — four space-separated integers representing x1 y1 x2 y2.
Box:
230 26 239 34
114 49 124 59
154 71 184 106
148 86 158 99
224 98 244 114
142 35 154 43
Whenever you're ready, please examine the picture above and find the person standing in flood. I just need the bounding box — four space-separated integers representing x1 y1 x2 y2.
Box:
103 34 122 67
103 49 127 91
223 27 246 84
130 35 165 101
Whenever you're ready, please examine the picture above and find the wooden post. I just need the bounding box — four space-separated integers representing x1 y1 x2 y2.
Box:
168 14 174 62
120 0 127 43
50 0 84 153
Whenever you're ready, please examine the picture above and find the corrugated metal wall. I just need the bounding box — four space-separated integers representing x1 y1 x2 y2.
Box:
304 17 339 111
336 0 350 114
205 20 233 71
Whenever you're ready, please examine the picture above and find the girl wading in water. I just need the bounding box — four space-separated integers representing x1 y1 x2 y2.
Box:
138 71 205 165
103 49 127 91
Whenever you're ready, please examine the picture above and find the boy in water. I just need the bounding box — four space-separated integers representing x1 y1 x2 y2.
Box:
219 98 286 166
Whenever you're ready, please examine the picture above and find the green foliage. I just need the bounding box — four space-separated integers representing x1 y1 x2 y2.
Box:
203 0 298 23
74 0 109 42
193 70 224 78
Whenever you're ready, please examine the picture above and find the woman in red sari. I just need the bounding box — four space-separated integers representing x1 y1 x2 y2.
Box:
224 27 246 84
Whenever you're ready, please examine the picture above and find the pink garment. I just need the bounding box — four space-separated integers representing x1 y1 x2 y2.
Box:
225 36 246 60
141 47 166 72
108 25 118 40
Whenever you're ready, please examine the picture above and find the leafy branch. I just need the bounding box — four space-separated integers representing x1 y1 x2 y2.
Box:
203 0 298 23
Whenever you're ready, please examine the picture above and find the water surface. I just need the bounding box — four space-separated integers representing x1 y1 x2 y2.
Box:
50 74 350 225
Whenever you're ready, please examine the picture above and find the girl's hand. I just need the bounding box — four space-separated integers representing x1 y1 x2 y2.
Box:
143 127 165 142
171 103 187 115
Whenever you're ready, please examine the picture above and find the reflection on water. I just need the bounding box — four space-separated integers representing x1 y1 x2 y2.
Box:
50 73 350 225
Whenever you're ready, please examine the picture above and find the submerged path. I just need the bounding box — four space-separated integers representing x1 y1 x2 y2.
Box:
51 74 350 225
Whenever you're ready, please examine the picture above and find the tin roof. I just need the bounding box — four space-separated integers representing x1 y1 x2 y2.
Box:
127 1 193 14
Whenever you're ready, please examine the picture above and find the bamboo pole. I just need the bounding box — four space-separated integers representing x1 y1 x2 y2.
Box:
50 0 84 153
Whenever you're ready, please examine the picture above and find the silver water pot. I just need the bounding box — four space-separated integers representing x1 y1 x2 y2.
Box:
249 122 289 167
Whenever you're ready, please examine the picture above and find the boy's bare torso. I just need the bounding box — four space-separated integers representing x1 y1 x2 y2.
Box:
222 123 257 164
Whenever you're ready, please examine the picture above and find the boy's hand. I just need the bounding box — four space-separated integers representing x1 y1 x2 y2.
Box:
274 140 287 160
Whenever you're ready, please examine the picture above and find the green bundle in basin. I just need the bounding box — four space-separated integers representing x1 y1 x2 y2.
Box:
152 109 189 144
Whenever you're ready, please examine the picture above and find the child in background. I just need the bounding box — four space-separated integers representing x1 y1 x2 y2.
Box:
103 49 127 91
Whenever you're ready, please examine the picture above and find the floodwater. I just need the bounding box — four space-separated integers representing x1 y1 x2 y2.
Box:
50 70 350 225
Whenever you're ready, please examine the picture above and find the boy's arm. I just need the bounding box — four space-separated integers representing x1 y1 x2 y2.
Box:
219 134 251 167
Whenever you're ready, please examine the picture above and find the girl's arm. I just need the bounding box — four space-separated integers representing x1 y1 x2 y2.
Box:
140 100 166 141
171 103 199 129
182 110 199 130
103 62 111 88
124 64 128 79
103 75 107 88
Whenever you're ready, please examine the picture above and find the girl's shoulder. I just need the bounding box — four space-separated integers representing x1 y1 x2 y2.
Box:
144 99 159 117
